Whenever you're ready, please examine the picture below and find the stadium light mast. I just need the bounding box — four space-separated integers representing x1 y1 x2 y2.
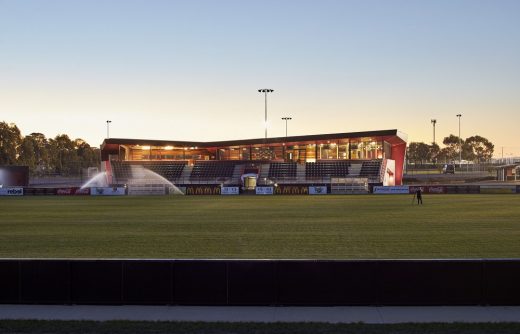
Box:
281 117 292 138
106 120 112 139
431 119 437 145
258 89 274 139
456 114 462 167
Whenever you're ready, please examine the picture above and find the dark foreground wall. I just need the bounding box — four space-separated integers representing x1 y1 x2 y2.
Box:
1 259 519 306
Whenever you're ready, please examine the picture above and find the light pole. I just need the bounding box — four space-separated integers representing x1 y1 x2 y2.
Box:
106 120 112 139
258 89 274 139
431 119 437 145
281 117 292 138
456 114 462 167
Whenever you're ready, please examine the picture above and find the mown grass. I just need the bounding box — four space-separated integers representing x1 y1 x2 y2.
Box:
1 320 520 334
0 195 519 259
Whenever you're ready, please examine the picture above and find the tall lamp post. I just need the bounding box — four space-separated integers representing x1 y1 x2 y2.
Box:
456 114 462 167
258 89 274 139
106 120 112 139
281 117 292 138
431 119 437 145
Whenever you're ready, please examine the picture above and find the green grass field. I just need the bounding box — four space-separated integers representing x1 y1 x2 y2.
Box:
1 195 519 259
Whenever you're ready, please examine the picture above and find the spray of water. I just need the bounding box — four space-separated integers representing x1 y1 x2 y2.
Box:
128 165 184 195
80 172 109 189
80 165 184 195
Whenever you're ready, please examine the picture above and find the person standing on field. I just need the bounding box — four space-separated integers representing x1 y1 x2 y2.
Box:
416 188 423 205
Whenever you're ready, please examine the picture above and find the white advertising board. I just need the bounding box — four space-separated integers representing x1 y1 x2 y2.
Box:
373 186 409 194
221 186 239 195
0 187 24 196
256 186 274 195
309 186 328 195
90 187 126 196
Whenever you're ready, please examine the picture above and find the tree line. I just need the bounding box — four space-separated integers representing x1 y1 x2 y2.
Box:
407 134 494 164
0 121 100 175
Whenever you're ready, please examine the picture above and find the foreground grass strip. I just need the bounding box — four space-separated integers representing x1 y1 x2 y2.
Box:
1 195 520 259
1 320 520 334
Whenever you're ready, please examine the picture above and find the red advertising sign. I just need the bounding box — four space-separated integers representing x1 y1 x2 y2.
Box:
56 187 90 195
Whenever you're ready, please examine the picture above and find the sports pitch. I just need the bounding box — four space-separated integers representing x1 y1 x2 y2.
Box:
1 195 519 259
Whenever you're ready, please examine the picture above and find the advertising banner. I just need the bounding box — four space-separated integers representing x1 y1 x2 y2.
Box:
480 185 516 194
256 186 274 195
373 186 409 194
185 185 221 195
446 185 480 194
408 186 446 194
90 187 126 196
56 187 90 196
309 186 328 195
24 187 57 196
0 187 24 196
221 186 239 195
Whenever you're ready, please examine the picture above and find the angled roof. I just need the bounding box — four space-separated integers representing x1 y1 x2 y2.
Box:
101 129 407 151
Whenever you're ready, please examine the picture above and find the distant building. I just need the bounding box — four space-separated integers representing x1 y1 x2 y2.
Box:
495 164 520 181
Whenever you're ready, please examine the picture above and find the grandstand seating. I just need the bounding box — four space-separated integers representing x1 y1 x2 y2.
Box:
359 160 382 178
190 161 236 180
305 161 349 178
111 161 187 183
110 159 383 184
268 162 297 178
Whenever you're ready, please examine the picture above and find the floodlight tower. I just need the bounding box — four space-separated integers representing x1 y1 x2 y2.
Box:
456 114 462 167
281 117 292 138
106 120 112 139
431 119 437 144
258 89 274 139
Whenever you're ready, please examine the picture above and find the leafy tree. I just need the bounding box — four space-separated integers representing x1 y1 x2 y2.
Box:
74 139 100 168
442 134 464 162
26 133 50 169
429 142 440 163
0 122 22 165
406 142 431 164
436 147 452 163
17 136 37 171
465 135 494 162
48 134 79 175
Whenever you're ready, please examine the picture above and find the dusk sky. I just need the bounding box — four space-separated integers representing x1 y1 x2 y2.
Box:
1 0 519 156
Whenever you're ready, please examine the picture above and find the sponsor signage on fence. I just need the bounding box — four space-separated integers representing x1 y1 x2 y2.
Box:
56 187 90 196
446 185 480 194
256 186 274 195
221 186 239 195
309 186 328 195
0 187 23 196
185 185 221 195
24 187 57 196
90 187 126 196
373 186 409 194
480 185 516 194
408 186 446 194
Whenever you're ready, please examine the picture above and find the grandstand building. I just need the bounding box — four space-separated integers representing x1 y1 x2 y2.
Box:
100 129 407 191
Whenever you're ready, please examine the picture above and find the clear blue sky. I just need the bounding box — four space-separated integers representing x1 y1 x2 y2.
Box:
1 0 519 156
